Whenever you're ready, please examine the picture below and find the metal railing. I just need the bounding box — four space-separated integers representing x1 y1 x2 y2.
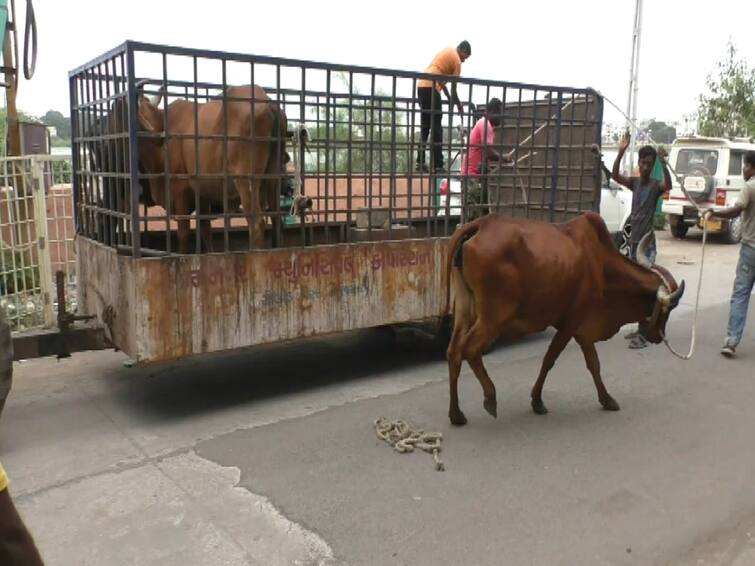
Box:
0 154 76 332
69 41 603 257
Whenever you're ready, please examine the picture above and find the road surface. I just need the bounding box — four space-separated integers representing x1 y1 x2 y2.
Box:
1 230 754 566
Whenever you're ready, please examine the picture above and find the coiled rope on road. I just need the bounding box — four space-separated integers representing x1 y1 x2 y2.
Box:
374 417 445 471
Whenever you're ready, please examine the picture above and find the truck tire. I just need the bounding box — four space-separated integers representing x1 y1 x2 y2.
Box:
0 310 12 420
723 216 742 245
670 217 688 239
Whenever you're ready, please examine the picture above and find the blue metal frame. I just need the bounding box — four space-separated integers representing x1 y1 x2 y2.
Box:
68 40 604 255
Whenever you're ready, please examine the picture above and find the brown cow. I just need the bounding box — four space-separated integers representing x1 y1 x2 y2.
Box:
443 212 685 425
134 85 290 253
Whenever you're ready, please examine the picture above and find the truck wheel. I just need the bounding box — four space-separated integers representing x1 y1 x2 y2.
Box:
0 310 12 420
670 219 688 239
723 216 742 245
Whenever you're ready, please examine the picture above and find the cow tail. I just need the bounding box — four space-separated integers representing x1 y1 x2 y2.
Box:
441 218 482 325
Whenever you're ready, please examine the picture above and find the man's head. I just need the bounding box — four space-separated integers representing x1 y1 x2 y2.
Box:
486 98 503 127
457 41 471 62
744 150 755 181
637 145 657 181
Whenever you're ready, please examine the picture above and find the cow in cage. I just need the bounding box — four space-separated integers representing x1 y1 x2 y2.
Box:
89 82 293 254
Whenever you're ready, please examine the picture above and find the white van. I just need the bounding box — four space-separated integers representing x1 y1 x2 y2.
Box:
662 136 755 243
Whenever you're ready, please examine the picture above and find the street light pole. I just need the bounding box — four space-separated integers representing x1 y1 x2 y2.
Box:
624 0 643 174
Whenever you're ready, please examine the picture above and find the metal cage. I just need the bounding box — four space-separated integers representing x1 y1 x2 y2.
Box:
69 41 603 257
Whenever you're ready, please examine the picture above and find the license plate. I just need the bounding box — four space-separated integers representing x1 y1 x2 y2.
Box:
704 219 722 231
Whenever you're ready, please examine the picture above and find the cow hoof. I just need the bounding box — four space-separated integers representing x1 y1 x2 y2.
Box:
531 399 548 415
449 410 468 426
483 397 498 418
600 396 621 411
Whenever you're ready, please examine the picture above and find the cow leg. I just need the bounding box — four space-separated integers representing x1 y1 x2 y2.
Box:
576 338 620 411
446 269 476 425
530 329 574 415
467 357 497 418
235 177 266 250
447 315 469 426
461 319 499 419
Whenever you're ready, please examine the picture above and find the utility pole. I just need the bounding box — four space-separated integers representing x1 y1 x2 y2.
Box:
623 0 643 174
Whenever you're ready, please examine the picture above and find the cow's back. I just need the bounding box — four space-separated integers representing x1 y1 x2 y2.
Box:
460 214 608 335
169 86 274 201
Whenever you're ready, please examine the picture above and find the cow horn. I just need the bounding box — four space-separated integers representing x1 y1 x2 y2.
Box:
635 231 654 269
149 86 164 107
668 280 685 307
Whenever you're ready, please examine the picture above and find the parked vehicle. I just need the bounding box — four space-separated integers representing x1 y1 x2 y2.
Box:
599 166 631 254
662 136 755 243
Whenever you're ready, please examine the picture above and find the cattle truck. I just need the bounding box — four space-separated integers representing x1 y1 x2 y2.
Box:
3 41 603 392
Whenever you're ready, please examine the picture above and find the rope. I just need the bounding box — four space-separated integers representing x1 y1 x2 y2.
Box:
595 90 707 360
23 0 37 80
374 417 445 472
289 123 312 218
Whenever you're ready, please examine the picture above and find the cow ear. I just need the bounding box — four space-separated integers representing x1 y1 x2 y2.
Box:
137 97 159 133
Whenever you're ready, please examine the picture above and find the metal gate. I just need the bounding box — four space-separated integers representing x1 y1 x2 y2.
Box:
69 41 603 257
0 154 76 333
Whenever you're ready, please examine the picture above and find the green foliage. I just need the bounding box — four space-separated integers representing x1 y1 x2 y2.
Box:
307 73 412 174
41 110 71 139
646 120 676 144
697 42 755 138
51 159 72 183
0 250 39 295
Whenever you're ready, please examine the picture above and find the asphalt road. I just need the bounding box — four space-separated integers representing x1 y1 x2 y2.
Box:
1 230 754 566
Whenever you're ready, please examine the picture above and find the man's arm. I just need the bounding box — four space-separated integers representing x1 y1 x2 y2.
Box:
612 132 633 189
710 184 752 219
485 147 514 164
708 205 743 219
658 146 672 193
442 84 464 115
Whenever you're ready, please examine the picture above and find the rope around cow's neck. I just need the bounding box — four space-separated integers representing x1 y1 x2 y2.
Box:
595 90 708 361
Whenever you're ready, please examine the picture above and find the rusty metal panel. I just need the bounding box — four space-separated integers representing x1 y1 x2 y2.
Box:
488 96 602 222
77 238 137 356
129 238 448 363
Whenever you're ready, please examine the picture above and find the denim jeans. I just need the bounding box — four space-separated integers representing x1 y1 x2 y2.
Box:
629 232 657 265
725 243 755 347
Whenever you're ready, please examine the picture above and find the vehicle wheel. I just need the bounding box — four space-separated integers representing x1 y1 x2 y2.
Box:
670 220 689 239
723 216 742 245
0 310 12 420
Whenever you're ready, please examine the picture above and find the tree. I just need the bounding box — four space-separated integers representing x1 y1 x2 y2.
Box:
646 120 676 144
697 42 755 138
306 73 412 174
41 110 71 139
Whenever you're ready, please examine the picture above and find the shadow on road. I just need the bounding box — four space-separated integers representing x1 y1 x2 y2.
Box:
104 326 544 422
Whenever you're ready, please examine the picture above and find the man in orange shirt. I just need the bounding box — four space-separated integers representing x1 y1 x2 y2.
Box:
416 41 471 173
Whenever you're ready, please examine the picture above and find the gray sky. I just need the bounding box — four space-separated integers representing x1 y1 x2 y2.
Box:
12 0 755 127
